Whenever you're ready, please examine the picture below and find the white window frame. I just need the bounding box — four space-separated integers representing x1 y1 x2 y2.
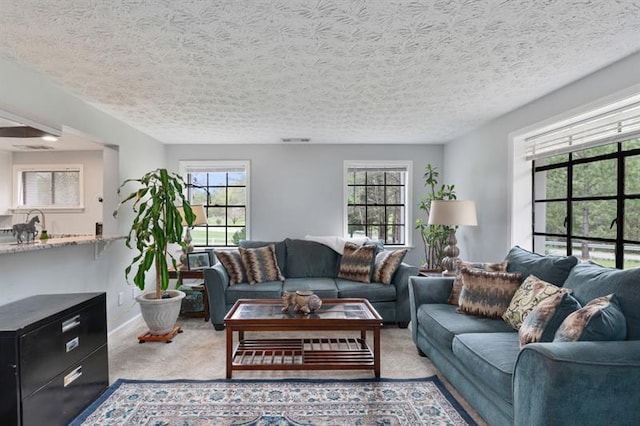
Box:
12 163 84 211
343 160 413 247
179 160 251 245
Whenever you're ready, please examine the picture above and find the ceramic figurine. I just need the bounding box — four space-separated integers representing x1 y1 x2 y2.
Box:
281 290 322 315
12 216 39 244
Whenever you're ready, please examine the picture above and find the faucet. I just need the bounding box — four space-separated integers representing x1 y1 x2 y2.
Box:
27 209 48 239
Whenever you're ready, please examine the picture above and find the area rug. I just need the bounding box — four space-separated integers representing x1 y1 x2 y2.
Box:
70 377 477 425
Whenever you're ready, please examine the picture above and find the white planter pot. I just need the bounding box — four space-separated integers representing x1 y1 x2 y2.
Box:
136 290 185 335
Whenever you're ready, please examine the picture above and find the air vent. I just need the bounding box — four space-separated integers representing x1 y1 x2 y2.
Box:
281 138 311 143
11 144 55 150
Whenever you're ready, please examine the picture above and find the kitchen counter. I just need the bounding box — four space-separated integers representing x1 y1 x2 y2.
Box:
0 234 124 255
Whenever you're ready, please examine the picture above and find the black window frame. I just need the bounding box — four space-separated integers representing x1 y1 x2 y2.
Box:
532 140 640 269
186 170 247 248
346 166 408 246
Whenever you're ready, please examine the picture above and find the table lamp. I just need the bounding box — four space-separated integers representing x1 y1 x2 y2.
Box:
428 200 478 275
177 204 207 267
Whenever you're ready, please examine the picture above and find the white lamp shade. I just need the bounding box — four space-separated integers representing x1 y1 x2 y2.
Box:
428 200 478 226
177 204 208 226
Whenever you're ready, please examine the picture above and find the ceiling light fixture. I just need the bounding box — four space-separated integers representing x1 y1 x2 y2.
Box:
41 135 58 142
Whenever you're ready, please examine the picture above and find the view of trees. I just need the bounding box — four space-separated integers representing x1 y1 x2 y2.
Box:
346 169 406 245
534 139 640 268
188 172 246 247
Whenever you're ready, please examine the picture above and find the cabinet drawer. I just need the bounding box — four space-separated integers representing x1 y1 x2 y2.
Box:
21 344 109 426
20 299 107 397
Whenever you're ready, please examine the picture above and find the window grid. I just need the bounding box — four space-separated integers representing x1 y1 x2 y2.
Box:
187 171 247 248
533 141 640 269
347 169 406 245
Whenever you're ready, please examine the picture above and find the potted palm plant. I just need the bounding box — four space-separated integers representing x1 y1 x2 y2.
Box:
113 168 196 337
415 164 456 270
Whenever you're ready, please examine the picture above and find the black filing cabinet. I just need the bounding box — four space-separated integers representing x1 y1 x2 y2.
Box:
0 293 109 425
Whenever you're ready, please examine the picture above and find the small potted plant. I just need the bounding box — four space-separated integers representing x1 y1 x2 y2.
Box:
113 168 196 337
415 164 456 270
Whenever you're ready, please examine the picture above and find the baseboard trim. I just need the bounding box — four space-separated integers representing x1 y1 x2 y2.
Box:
108 313 142 338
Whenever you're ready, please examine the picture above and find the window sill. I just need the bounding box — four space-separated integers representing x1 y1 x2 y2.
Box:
11 207 85 213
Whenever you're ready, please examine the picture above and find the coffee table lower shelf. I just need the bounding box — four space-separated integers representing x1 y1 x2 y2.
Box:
230 337 375 374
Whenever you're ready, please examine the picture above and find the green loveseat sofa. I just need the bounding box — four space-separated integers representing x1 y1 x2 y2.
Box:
205 238 418 330
409 246 640 426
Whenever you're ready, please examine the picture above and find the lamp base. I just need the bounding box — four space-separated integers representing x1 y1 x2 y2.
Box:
441 228 460 275
180 228 194 268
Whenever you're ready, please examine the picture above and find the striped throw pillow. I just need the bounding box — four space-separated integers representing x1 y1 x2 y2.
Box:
214 250 247 285
338 242 376 284
457 267 522 319
239 244 285 284
373 249 408 284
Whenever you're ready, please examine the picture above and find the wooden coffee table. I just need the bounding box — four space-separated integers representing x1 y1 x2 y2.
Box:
224 298 382 378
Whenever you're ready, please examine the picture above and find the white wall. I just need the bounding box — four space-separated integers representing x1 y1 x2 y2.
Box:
0 58 166 332
444 52 640 262
11 150 104 234
166 143 444 266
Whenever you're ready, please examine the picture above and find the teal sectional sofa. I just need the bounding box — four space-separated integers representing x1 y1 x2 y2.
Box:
409 246 640 426
204 238 418 330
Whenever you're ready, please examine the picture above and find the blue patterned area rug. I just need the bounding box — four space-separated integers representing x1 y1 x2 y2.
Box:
70 377 477 425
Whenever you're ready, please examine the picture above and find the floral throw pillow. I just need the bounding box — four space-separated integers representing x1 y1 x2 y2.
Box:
448 260 509 305
457 267 522 319
553 294 627 342
214 250 247 285
502 275 572 330
518 292 581 348
239 244 285 284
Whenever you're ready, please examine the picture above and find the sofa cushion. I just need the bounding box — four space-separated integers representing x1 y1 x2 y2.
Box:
225 281 283 305
458 268 521 319
338 242 376 283
502 275 571 330
448 260 509 305
416 304 515 350
505 245 578 285
563 261 640 340
335 278 396 302
373 249 408 284
452 333 520 403
283 278 339 299
239 244 285 284
554 294 627 342
214 250 247 285
239 240 287 276
518 292 581 347
285 238 340 278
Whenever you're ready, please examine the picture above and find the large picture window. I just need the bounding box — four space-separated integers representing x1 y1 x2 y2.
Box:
344 161 411 246
533 139 640 269
180 161 250 247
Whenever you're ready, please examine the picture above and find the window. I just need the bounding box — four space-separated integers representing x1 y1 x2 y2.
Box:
530 98 640 269
13 164 83 209
344 161 412 246
180 161 250 247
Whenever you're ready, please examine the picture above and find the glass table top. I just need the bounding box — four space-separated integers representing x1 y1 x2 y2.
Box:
229 301 377 321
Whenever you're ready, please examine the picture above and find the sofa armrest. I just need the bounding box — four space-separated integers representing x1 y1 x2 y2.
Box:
408 276 454 342
391 263 419 325
514 340 640 426
204 263 230 330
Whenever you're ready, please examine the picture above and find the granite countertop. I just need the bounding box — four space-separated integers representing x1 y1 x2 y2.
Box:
0 234 124 255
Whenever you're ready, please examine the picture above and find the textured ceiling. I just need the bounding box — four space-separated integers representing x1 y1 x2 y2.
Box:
1 1 639 145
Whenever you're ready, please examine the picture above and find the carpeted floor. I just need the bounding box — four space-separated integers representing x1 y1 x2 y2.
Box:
106 316 487 425
70 377 477 425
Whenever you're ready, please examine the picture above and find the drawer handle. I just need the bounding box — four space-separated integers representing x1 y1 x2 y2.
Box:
63 366 82 387
62 315 81 333
66 336 80 353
